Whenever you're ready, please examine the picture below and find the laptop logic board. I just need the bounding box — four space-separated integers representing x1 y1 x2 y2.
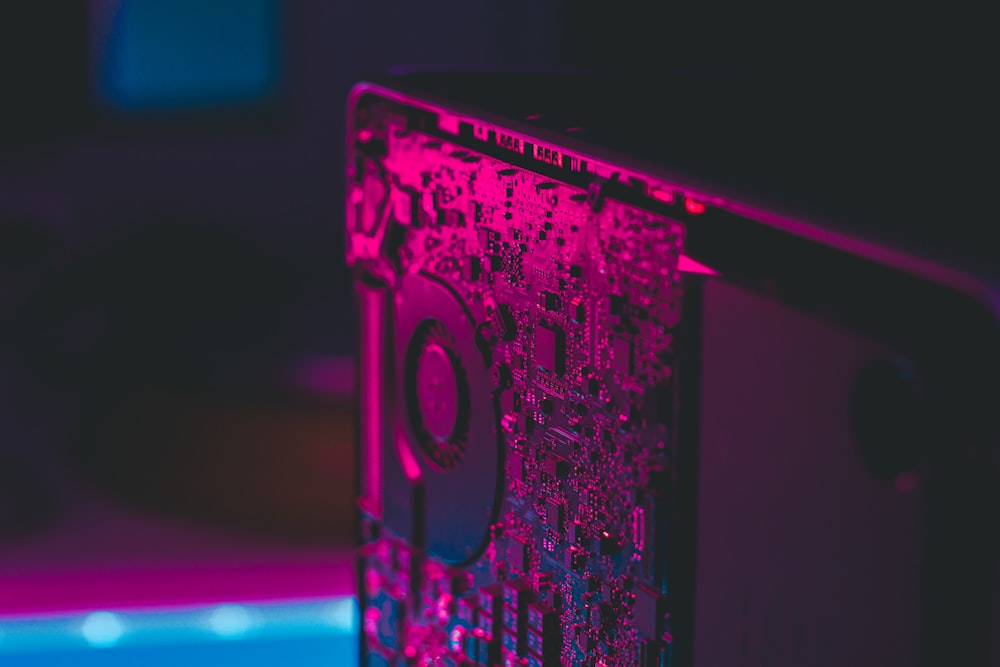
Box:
349 89 692 667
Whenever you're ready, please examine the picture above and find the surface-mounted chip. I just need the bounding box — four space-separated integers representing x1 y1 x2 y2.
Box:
536 321 566 375
509 539 529 573
633 586 668 639
543 454 568 478
509 452 525 482
545 500 564 531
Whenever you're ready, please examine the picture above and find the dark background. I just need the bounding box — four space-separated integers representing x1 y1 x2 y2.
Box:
0 0 990 649
0 0 565 549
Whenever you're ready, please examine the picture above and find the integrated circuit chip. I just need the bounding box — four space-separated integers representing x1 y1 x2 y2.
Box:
536 321 565 376
509 539 529 573
633 586 668 639
546 500 564 532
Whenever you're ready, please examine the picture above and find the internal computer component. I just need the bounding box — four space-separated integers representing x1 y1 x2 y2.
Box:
349 91 690 667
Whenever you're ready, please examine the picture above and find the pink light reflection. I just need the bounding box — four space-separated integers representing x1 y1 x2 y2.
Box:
0 559 353 618
652 189 675 204
684 198 706 215
678 255 720 276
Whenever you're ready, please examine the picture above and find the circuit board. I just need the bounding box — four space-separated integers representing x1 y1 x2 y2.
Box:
348 90 689 667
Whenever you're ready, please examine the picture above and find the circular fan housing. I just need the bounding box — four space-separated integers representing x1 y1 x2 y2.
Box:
394 273 500 565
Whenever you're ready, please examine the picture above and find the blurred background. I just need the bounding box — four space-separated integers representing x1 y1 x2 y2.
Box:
0 2 559 664
0 0 984 664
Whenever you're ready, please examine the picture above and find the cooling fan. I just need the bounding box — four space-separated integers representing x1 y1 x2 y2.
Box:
391 272 501 566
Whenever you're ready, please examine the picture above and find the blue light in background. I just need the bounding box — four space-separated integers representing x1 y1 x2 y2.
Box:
0 598 357 666
80 612 125 647
96 0 282 111
323 597 357 632
208 604 253 638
